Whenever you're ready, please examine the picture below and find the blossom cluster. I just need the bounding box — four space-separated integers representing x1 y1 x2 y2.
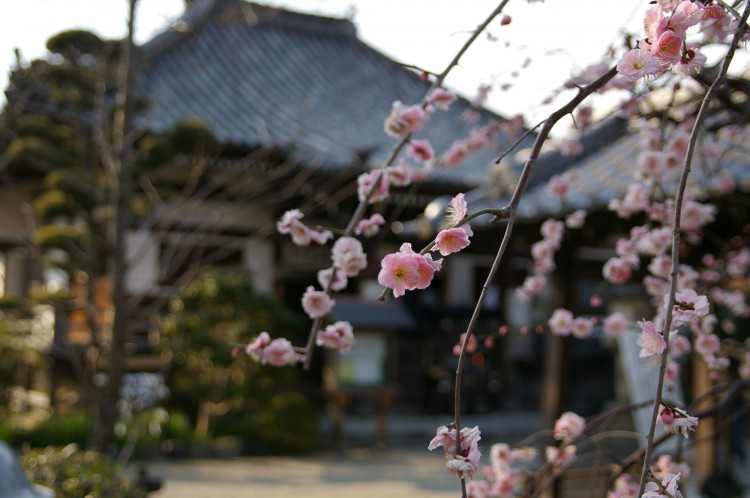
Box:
378 242 443 298
276 209 333 246
246 331 299 367
616 1 733 82
517 212 587 301
466 443 536 497
546 308 595 339
379 192 474 298
438 120 501 169
429 425 482 480
372 88 461 200
657 404 699 438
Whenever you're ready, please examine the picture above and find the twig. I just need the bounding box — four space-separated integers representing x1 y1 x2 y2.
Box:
493 119 545 165
452 64 617 496
302 1 510 373
636 2 750 493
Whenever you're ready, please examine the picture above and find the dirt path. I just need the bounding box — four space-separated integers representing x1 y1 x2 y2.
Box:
144 448 460 498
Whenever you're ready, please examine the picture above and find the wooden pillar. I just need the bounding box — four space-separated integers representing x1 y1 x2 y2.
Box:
693 356 715 487
540 333 565 498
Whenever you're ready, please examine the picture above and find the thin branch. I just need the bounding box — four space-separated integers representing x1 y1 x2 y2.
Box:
452 64 617 496
302 1 510 374
636 2 750 493
493 119 545 165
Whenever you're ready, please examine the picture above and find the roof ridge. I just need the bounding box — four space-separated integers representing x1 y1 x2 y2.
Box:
140 0 355 61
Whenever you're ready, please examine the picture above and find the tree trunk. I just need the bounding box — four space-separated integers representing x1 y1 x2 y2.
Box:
89 0 137 453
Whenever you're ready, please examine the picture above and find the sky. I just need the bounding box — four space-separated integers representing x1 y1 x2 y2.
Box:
1 0 657 133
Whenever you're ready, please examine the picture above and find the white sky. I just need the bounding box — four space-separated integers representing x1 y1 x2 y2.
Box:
1 0 656 132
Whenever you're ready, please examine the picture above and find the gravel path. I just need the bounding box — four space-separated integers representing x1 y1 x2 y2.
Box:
144 448 461 498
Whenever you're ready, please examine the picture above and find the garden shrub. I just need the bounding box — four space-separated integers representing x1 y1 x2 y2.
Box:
252 392 318 453
20 444 146 498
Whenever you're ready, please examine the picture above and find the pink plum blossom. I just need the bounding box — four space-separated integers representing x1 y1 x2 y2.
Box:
644 276 669 297
301 286 335 319
446 193 468 225
648 254 672 279
672 288 709 325
384 100 427 138
589 294 602 307
531 239 556 273
386 159 413 187
277 210 332 246
548 308 574 336
546 175 568 198
309 229 334 245
378 252 421 298
261 337 298 367
643 472 683 498
398 243 442 289
651 30 684 63
357 170 389 204
553 411 585 442
286 221 312 246
680 200 716 232
561 139 583 157
246 331 271 362
638 150 667 181
433 227 471 256
609 474 639 498
541 219 565 246
316 321 355 351
617 48 661 81
427 88 457 110
354 213 385 237
571 317 594 339
518 274 547 300
609 183 650 218
429 425 482 480
669 334 692 358
428 425 457 454
603 312 629 338
317 267 348 292
331 237 367 277
407 139 435 162
545 445 577 473
616 237 638 258
637 320 666 357
657 405 698 438
637 226 672 255
565 210 587 229
603 257 633 284
277 209 304 230
695 333 720 358
246 333 298 367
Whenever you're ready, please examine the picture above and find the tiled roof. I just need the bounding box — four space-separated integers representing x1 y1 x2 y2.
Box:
469 117 750 223
136 0 527 189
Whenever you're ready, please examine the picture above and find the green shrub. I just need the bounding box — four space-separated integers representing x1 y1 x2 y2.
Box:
0 420 15 444
163 410 194 440
253 392 318 453
27 411 91 447
34 224 86 251
21 445 145 498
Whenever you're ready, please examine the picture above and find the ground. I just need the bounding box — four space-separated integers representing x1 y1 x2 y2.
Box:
145 448 459 498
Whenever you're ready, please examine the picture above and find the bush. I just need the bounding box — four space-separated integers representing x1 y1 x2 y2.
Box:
0 420 14 444
27 411 91 448
20 445 146 498
252 392 318 453
163 410 194 440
